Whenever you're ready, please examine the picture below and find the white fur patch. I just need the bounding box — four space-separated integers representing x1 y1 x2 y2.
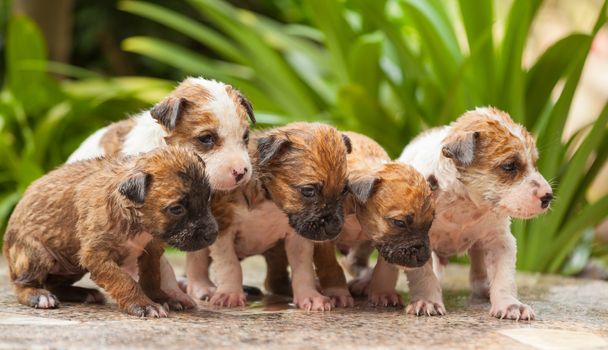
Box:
66 126 108 163
122 112 168 156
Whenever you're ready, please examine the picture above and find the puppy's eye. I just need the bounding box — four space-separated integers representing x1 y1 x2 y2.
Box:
167 204 186 217
198 134 215 147
341 185 349 196
391 219 407 228
300 186 317 198
501 162 518 173
243 130 250 145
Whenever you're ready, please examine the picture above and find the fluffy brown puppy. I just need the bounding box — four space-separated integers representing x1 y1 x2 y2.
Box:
172 122 352 311
3 146 218 317
264 132 437 309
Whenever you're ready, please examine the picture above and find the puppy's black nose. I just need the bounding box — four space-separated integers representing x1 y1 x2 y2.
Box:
540 192 553 209
232 168 248 183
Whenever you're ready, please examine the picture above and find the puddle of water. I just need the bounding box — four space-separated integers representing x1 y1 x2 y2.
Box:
498 328 608 350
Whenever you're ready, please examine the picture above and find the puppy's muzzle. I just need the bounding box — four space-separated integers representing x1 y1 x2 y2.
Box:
378 238 431 268
164 218 219 252
288 212 344 241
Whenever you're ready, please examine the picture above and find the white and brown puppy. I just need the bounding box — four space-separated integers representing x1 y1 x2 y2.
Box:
67 77 255 308
182 123 352 311
377 107 552 320
68 76 255 191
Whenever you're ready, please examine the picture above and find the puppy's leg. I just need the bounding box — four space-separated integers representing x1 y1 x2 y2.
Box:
263 240 292 296
158 255 196 309
484 232 534 320
285 234 331 311
45 274 104 304
7 240 60 309
342 240 374 278
469 242 490 299
367 256 403 307
404 260 445 316
314 242 353 307
139 240 194 311
81 248 168 317
208 232 246 307
185 248 216 300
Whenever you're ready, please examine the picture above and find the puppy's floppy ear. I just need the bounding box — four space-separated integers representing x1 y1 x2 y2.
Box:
119 172 151 204
150 97 190 131
342 133 352 154
427 174 439 192
257 134 292 165
236 90 256 125
349 176 381 204
441 131 480 166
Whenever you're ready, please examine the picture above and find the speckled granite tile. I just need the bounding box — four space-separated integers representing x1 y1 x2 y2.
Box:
0 254 607 350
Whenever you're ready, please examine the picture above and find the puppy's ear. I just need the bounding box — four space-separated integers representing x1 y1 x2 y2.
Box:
342 134 352 154
236 90 256 125
441 131 480 166
349 176 381 204
119 172 151 204
150 97 190 131
427 174 439 192
257 135 292 165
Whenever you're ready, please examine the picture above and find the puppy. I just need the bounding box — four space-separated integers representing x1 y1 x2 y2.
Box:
68 76 255 191
68 77 255 307
180 122 352 311
3 146 218 317
350 107 553 319
263 132 438 311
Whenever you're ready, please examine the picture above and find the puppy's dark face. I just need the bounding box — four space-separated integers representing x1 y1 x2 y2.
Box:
351 163 436 268
253 123 351 241
119 146 219 251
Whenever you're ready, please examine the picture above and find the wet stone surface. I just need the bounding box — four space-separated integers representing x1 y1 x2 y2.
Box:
1 254 607 350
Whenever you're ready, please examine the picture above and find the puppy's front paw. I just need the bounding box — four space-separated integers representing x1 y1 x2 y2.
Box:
369 291 404 307
187 281 217 301
30 292 60 309
348 276 371 297
209 291 246 307
125 302 169 318
294 293 332 311
163 288 196 310
324 287 354 308
405 299 446 316
490 301 535 320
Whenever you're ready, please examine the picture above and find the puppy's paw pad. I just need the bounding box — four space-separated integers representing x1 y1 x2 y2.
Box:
405 300 445 316
296 296 332 312
31 293 60 309
84 290 106 304
209 292 246 308
369 292 404 307
490 302 535 321
126 302 169 318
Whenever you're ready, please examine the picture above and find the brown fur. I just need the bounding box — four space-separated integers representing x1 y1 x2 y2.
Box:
3 146 217 316
100 119 136 156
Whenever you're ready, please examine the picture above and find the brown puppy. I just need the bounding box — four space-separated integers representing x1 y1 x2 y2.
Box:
264 132 437 310
3 146 218 317
177 122 352 311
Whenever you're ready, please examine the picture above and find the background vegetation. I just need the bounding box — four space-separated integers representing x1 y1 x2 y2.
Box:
0 0 606 275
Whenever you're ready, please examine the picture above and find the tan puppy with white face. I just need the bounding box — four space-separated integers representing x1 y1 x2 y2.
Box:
391 107 552 319
68 77 255 190
183 123 352 311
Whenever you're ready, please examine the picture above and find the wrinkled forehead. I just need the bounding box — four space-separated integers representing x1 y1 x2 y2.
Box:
376 177 433 214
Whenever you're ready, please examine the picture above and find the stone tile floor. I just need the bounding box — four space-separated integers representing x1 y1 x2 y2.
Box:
1 254 607 350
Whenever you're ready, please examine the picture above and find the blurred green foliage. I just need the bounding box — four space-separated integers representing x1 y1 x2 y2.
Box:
0 0 607 274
